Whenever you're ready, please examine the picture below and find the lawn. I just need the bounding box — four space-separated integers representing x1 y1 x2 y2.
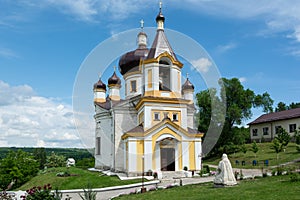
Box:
115 175 300 200
204 142 300 169
17 167 144 191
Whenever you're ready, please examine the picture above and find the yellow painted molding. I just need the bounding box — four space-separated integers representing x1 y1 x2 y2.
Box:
94 88 106 92
94 98 106 103
109 95 120 101
136 96 190 110
143 51 183 68
189 141 196 170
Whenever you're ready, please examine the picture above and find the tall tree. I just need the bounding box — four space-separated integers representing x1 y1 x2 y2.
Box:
197 77 273 155
289 102 300 109
33 147 47 169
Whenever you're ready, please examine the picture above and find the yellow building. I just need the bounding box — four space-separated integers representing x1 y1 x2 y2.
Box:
93 5 203 176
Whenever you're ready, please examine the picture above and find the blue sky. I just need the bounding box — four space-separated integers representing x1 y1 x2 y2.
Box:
0 0 299 147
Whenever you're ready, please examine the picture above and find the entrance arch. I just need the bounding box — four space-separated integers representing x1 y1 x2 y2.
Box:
160 137 176 171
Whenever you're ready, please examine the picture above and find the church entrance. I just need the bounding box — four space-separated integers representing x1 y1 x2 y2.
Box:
159 137 176 171
161 148 175 171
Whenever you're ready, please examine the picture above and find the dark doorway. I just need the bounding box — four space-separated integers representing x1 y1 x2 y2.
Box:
161 148 175 171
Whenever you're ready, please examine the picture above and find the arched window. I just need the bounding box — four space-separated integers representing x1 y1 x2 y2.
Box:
159 58 171 91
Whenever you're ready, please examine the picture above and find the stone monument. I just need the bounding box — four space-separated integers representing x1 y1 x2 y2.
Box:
214 153 237 186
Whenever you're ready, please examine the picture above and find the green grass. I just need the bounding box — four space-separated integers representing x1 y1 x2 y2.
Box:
204 142 300 169
115 175 300 200
17 167 144 191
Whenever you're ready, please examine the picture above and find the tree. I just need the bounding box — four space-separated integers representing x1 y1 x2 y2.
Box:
197 77 273 155
272 138 282 160
251 141 259 158
0 150 39 190
275 102 288 112
33 147 47 170
275 127 291 152
289 102 300 109
46 152 66 168
294 128 300 152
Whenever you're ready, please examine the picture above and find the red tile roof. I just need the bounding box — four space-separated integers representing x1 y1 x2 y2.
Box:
248 108 300 125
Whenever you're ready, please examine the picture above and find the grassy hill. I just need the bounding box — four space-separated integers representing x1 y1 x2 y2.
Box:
17 167 144 191
204 142 300 169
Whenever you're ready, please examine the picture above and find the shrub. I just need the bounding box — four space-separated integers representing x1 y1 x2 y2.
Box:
277 166 284 176
153 172 158 179
290 173 300 182
20 184 60 200
183 166 188 171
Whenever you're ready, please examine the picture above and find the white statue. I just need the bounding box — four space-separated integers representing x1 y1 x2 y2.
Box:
214 153 237 186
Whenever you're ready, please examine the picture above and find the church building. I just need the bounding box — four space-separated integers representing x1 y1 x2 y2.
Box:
93 5 203 176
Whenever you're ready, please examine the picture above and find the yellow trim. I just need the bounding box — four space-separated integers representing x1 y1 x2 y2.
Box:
94 88 106 92
144 90 181 98
94 98 106 103
143 52 183 68
136 96 189 110
148 69 152 88
189 141 196 170
122 118 204 139
108 84 121 88
178 142 182 170
136 140 144 172
177 71 180 91
151 126 182 170
138 111 144 124
109 95 120 101
151 110 181 126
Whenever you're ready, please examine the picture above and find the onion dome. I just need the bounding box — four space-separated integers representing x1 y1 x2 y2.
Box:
108 71 121 86
118 36 149 75
93 78 106 91
182 78 194 90
156 11 165 23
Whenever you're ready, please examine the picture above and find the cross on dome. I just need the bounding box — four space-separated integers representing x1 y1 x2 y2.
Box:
140 19 144 30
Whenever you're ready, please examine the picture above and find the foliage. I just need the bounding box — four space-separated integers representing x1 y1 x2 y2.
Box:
34 148 47 170
275 127 291 151
294 128 300 152
272 138 282 160
197 78 273 155
46 152 66 168
79 183 97 200
290 173 300 182
20 184 61 200
76 157 95 169
241 144 247 154
275 101 300 112
251 141 259 157
0 150 39 190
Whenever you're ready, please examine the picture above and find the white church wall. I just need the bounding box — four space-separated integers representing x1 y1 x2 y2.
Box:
182 141 189 170
128 139 137 172
95 115 113 169
144 140 152 171
195 139 202 170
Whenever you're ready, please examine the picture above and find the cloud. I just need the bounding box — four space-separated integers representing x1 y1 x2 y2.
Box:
46 0 98 22
0 48 18 59
216 43 237 53
191 58 212 73
239 77 247 83
0 80 83 147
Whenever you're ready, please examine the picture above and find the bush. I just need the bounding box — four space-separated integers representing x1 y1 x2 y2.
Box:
277 166 284 176
21 184 60 200
183 166 188 171
290 173 300 182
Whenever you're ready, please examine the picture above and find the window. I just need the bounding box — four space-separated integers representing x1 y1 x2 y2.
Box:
159 60 171 91
163 112 169 119
130 80 137 92
263 127 269 135
252 129 258 137
275 126 282 134
154 112 160 121
96 137 101 155
289 124 296 133
172 113 178 121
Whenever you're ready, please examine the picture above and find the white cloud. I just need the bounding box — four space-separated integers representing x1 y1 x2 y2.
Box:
0 47 18 59
239 77 247 83
191 58 212 73
216 43 237 53
0 80 83 147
